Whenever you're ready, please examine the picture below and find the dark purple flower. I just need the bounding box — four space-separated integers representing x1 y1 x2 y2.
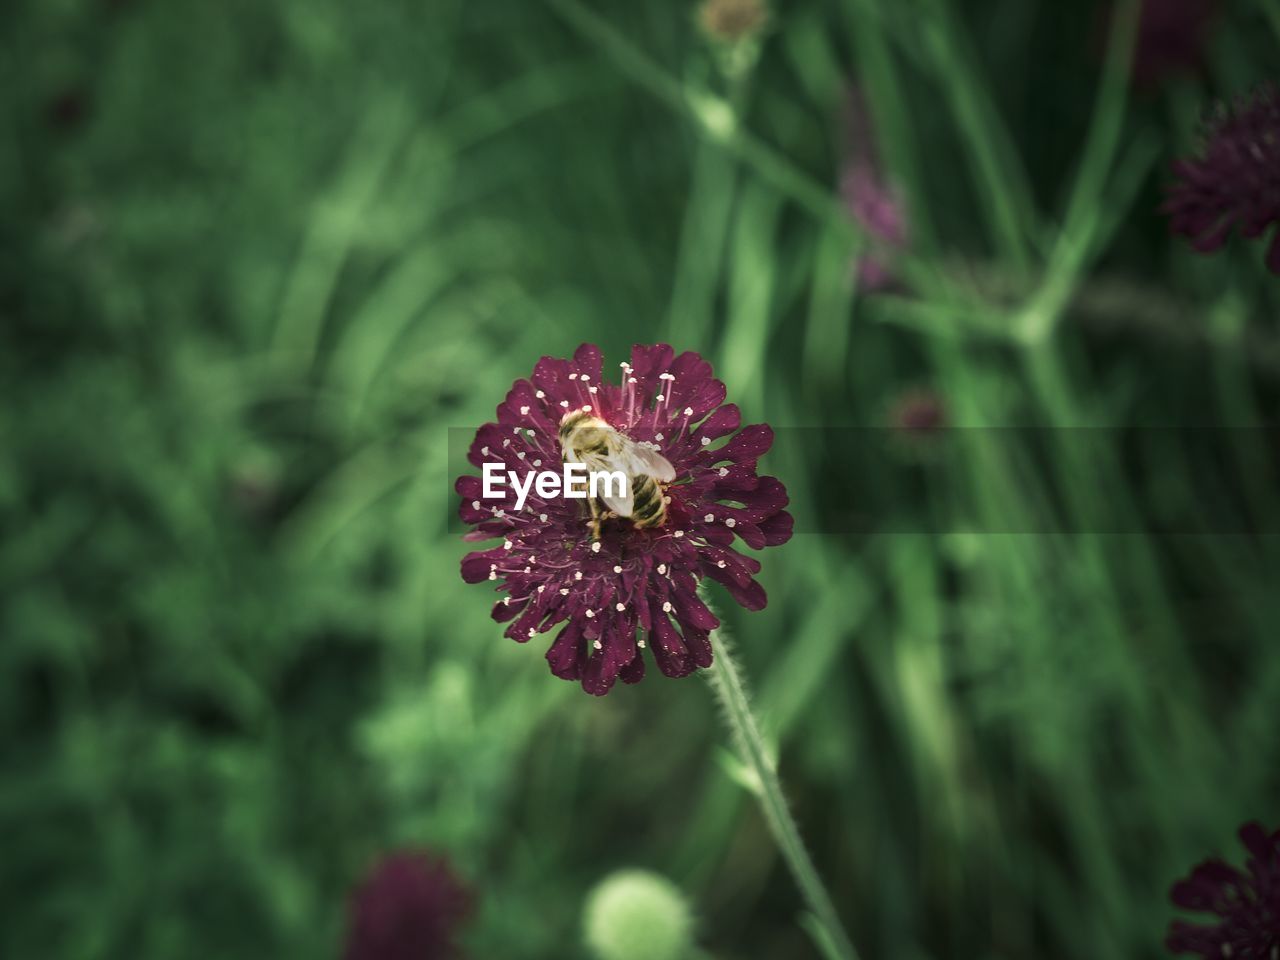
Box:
1131 0 1220 89
457 344 792 696
344 852 472 960
1164 83 1280 275
839 90 908 293
1166 821 1280 958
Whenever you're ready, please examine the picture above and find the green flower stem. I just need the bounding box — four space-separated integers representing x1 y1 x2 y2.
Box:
706 628 861 960
1017 0 1140 343
541 0 951 305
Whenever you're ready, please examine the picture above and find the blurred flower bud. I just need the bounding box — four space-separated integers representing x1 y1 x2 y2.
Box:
1132 0 1220 89
885 387 948 463
840 88 910 294
889 388 946 437
583 869 694 960
696 0 769 45
47 88 90 133
226 448 282 521
344 851 472 960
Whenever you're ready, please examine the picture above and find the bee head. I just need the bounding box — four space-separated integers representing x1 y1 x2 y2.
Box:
558 409 591 442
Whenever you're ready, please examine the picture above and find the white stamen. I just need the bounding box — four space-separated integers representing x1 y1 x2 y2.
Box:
471 500 480 509
615 602 626 611
569 373 578 380
517 451 526 459
684 406 693 416
725 518 737 528
535 390 545 399
704 513 714 522
673 530 684 538
657 564 667 574
537 585 545 593
559 400 570 408
539 513 548 522
589 386 597 393
502 438 510 447
481 446 490 456
559 588 569 595
574 571 583 581
613 565 622 573
700 436 711 446
593 639 602 650
520 405 530 415
582 405 592 412
502 596 510 605
580 374 590 382
655 433 664 441
585 609 594 618
533 459 542 467
638 639 646 648
488 569 497 581
662 601 672 612
655 394 665 402
502 541 513 550
591 542 601 553
718 467 728 477
513 426 521 435
717 560 726 568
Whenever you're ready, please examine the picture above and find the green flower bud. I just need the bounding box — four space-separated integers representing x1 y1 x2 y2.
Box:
583 869 695 960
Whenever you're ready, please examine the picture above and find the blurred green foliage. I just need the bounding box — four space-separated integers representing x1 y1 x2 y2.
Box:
2 0 1278 958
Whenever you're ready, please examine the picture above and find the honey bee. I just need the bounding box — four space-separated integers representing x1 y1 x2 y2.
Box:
559 411 676 539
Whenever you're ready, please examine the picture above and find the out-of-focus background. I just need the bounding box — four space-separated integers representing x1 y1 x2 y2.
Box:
2 0 1278 957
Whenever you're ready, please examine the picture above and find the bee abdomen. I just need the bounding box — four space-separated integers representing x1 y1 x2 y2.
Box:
630 476 667 528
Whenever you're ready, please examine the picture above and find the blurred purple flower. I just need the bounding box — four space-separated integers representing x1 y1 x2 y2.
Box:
889 388 946 437
1132 0 1220 89
344 852 472 960
1164 83 1280 274
839 90 908 293
458 344 792 696
1166 821 1280 957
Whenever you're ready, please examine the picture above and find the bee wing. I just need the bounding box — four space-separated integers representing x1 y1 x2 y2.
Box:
621 442 676 483
568 447 634 517
595 448 635 517
600 485 634 518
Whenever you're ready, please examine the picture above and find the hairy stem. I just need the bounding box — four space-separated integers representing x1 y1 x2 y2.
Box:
706 628 861 960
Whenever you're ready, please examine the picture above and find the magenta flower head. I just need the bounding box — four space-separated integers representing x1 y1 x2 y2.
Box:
457 344 792 696
1165 821 1280 958
1164 83 1280 275
344 851 472 960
